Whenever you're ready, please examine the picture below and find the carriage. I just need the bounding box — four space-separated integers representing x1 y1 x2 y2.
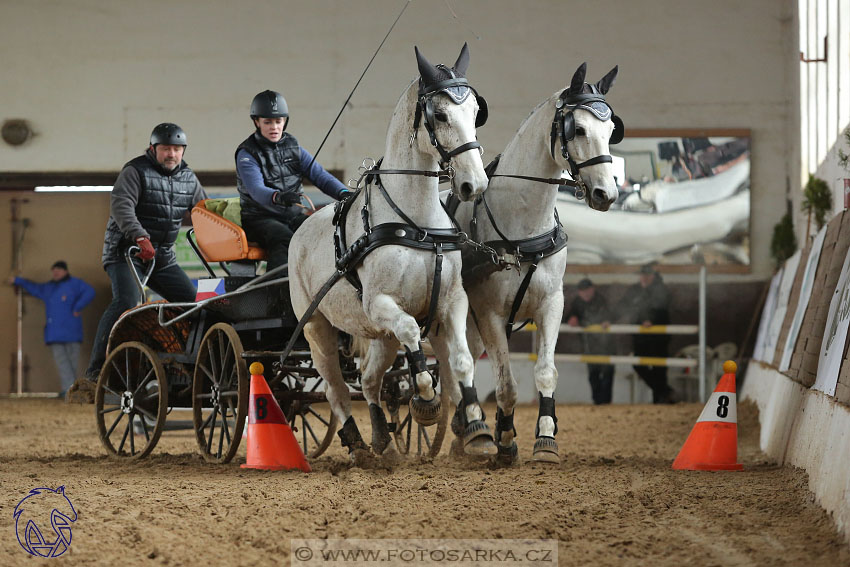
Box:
93 200 449 462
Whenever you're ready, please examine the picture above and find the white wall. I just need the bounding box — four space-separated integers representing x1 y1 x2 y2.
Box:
0 0 796 279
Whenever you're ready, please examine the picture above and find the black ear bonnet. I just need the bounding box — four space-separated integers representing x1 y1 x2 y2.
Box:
412 44 486 167
414 64 488 142
551 83 624 160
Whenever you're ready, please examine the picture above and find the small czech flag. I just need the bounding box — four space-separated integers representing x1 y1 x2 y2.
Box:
196 278 226 301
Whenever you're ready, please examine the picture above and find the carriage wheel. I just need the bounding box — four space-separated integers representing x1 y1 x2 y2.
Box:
388 368 449 458
192 323 249 463
95 341 167 459
277 373 338 459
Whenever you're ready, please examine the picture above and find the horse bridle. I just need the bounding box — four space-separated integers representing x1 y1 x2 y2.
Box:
549 86 624 198
412 66 488 170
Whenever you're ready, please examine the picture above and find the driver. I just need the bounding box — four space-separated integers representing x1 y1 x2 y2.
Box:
235 90 349 271
68 123 207 403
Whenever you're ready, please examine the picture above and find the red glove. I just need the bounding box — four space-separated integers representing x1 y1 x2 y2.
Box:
135 237 156 261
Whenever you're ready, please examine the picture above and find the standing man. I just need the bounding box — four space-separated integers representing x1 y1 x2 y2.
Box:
7 261 95 398
620 263 678 404
566 278 615 404
67 123 206 403
235 90 350 271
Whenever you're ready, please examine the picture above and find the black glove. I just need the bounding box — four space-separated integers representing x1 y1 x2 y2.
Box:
339 189 352 200
272 191 302 206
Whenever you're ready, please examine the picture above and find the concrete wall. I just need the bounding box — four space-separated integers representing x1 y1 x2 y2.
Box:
742 363 850 545
0 0 797 392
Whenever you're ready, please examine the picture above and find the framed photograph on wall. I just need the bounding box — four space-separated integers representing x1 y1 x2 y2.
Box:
559 129 751 273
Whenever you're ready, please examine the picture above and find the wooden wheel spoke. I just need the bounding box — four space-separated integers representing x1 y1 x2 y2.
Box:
106 411 125 438
103 384 121 398
306 406 330 426
137 414 151 442
118 419 131 454
135 403 157 422
197 361 218 387
131 366 155 397
217 412 227 458
99 406 121 415
129 416 136 455
111 359 128 391
206 405 219 454
303 416 320 446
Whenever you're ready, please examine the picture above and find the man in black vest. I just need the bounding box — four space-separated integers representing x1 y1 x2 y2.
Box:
235 90 349 271
68 123 206 402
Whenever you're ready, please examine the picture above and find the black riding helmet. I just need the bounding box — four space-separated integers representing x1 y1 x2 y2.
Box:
250 90 289 120
150 122 187 146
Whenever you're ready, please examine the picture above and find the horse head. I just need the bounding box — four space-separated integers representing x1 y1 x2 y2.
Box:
412 43 488 201
551 62 623 211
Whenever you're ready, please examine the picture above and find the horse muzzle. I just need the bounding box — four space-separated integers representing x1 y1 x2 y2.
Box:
589 186 617 211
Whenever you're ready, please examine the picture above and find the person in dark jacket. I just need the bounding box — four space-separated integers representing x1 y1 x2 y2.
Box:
235 90 350 271
8 261 95 397
69 123 207 402
620 263 678 404
566 278 615 404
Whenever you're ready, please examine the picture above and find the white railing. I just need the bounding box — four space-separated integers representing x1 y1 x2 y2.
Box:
518 267 709 401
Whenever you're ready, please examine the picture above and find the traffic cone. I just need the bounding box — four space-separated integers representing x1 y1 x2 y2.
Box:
241 362 311 472
672 360 743 471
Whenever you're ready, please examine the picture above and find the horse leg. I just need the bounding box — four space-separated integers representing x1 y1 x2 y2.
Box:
303 315 370 466
359 336 402 460
365 293 441 426
474 308 519 465
531 292 563 464
430 298 496 458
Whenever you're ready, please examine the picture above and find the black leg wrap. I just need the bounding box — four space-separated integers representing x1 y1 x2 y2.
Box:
404 345 429 378
533 394 560 464
406 346 441 426
368 403 393 455
337 416 369 454
535 393 558 438
494 407 518 465
495 407 516 443
455 384 496 457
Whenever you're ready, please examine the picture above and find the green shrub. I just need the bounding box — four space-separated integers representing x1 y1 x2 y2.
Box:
770 212 797 266
802 175 832 230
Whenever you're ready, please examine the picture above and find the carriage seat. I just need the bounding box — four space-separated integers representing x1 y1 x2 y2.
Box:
191 199 266 263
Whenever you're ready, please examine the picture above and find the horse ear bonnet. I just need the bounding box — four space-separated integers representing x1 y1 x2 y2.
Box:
475 95 488 127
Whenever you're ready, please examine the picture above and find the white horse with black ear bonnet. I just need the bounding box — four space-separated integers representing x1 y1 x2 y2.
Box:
447 62 622 464
288 44 496 464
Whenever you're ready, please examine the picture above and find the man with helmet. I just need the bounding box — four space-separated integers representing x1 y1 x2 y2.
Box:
235 89 349 270
68 123 206 402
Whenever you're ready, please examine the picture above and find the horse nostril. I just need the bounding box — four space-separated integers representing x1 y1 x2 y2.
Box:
592 188 612 204
460 181 473 201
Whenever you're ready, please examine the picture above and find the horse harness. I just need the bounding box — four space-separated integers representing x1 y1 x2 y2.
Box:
446 155 568 339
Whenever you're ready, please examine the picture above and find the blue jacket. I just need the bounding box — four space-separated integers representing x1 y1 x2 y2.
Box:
14 275 96 344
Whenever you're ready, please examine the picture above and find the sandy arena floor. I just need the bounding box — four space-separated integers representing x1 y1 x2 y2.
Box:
1 398 848 566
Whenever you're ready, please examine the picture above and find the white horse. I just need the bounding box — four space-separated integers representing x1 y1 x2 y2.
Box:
288 44 495 464
448 62 622 464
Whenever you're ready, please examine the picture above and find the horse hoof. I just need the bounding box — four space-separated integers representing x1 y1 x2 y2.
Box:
493 441 518 466
463 421 497 457
532 437 560 464
348 446 373 468
410 395 441 426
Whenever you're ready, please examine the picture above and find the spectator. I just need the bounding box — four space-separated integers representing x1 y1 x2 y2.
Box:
8 261 95 398
67 123 206 403
566 278 615 404
619 263 679 404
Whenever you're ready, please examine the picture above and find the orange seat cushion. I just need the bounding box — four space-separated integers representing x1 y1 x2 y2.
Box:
191 200 266 262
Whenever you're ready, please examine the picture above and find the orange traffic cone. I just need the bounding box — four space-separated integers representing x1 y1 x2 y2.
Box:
672 360 743 471
241 362 311 472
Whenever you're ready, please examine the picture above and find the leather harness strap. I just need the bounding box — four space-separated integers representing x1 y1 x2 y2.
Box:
333 175 464 339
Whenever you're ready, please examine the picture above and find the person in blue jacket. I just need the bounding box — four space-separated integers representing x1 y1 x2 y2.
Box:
235 90 350 271
8 261 95 397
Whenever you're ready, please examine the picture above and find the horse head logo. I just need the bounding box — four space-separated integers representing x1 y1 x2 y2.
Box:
13 486 77 557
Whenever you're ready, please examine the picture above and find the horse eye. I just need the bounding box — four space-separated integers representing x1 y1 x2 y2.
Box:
575 126 586 136
434 112 448 123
